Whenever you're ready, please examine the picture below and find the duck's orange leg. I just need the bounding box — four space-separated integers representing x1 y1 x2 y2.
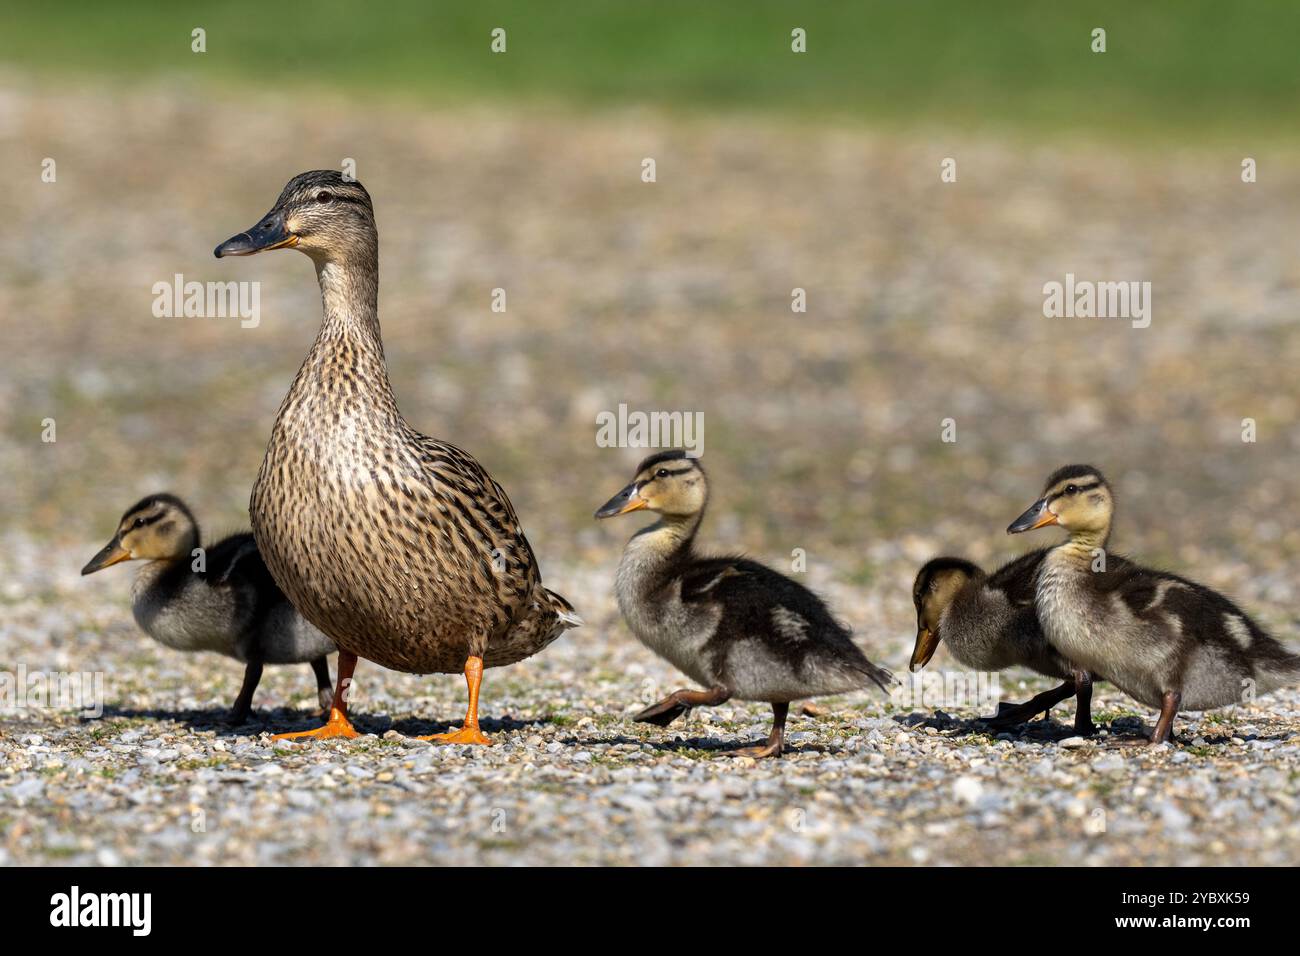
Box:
418 655 492 746
272 651 360 741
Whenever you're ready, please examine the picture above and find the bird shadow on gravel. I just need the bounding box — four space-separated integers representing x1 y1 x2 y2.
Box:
636 734 833 758
87 705 549 739
897 709 1131 745
894 710 1267 748
386 715 548 737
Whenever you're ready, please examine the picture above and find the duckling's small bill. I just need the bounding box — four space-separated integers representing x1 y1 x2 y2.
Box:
909 627 939 672
1007 498 1058 534
81 538 130 574
594 482 646 518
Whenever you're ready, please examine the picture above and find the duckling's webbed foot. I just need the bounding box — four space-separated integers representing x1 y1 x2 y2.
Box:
634 686 730 727
730 702 788 759
980 680 1078 729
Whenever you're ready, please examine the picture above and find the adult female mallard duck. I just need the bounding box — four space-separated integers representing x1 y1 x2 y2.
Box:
214 171 579 744
81 494 335 722
911 551 1098 735
595 450 893 757
1008 464 1300 744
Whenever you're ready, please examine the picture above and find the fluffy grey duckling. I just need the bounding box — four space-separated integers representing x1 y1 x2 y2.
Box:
911 551 1099 735
595 450 893 758
82 494 336 723
1008 464 1300 744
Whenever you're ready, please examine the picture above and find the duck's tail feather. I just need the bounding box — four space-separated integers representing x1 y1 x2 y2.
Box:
545 587 583 629
1256 644 1300 693
483 587 581 669
859 658 896 694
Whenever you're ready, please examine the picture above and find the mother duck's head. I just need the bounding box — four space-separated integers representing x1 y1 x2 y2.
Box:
214 170 376 264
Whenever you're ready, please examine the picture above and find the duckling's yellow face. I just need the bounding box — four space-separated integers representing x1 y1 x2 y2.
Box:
82 496 198 574
1007 466 1113 537
214 171 376 262
594 453 707 521
910 559 978 671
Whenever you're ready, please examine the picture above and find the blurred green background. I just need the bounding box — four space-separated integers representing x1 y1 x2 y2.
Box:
0 2 1296 611
4 0 1298 137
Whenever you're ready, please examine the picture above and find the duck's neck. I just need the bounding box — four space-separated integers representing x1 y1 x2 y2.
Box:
626 511 704 570
1054 525 1111 566
315 255 381 347
130 555 189 599
307 254 398 411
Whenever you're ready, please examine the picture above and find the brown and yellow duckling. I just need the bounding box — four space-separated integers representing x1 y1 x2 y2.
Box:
215 171 579 744
595 451 893 758
1008 464 1300 744
82 494 335 723
912 551 1099 735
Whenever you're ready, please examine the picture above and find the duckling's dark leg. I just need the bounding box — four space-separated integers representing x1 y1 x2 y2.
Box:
1072 670 1097 736
310 656 333 715
983 680 1076 728
731 702 788 759
1150 690 1181 744
634 686 730 727
271 651 360 741
417 656 493 746
228 660 263 724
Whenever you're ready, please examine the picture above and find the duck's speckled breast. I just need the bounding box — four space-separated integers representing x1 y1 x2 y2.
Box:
250 341 539 674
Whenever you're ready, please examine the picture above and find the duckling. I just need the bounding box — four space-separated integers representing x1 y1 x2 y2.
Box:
595 451 893 758
81 494 336 722
1008 465 1300 744
911 551 1098 735
215 171 579 744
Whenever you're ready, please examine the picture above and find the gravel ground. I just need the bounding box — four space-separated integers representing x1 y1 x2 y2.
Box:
1 80 1298 865
3 539 1300 866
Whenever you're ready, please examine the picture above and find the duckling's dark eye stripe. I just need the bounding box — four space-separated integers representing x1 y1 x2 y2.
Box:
131 512 165 528
1047 480 1102 502
658 467 694 477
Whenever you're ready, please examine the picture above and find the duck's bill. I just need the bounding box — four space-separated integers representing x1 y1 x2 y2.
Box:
81 538 131 575
594 483 646 519
1007 498 1058 534
214 213 298 258
909 627 939 671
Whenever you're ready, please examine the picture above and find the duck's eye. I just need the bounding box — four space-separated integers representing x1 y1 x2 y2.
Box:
655 468 669 478
315 191 333 204
1065 484 1079 495
133 517 146 528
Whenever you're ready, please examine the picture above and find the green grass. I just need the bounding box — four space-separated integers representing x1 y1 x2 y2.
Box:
2 1 1298 138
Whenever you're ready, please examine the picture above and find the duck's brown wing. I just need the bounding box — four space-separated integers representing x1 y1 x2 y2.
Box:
408 431 543 600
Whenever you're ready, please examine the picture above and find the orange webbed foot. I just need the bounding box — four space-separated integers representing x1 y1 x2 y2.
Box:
416 725 493 746
271 708 360 742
